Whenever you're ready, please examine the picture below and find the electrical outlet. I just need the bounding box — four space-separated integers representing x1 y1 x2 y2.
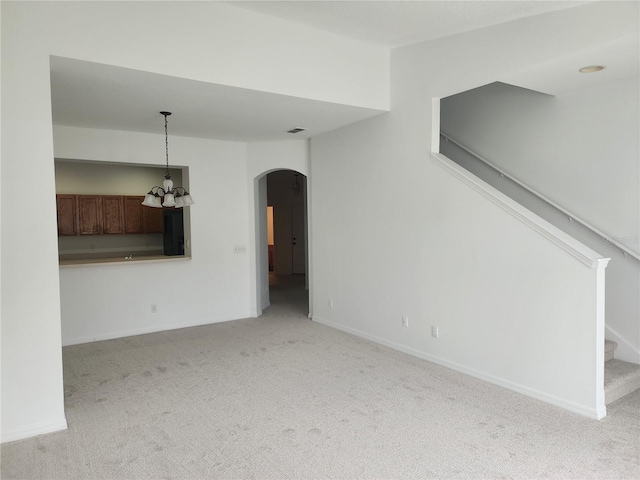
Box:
431 326 439 338
151 304 158 314
234 245 246 254
402 316 409 328
328 299 333 308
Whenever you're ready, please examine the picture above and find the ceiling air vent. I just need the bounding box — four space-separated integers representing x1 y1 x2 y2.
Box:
287 128 306 134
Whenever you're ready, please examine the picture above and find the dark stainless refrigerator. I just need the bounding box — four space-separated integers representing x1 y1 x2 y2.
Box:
163 209 184 256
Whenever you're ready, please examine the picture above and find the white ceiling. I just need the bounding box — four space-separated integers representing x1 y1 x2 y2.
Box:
50 56 386 142
231 0 588 48
500 33 639 96
50 1 635 142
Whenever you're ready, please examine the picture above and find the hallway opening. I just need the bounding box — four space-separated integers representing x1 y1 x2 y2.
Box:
268 273 309 316
255 169 309 317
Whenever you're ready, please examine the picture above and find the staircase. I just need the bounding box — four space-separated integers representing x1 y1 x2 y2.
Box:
604 340 640 404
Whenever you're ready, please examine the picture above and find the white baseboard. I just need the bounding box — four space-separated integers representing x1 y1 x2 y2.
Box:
312 316 605 420
62 314 251 346
2 417 68 444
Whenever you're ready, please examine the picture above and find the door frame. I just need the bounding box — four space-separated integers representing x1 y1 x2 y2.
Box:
248 168 312 318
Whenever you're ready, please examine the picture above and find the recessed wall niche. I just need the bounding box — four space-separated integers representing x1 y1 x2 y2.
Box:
55 159 189 262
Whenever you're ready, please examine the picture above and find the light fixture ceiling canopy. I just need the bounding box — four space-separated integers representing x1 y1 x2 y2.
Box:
579 65 606 73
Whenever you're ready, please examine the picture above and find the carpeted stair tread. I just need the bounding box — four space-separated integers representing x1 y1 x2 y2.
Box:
605 340 617 363
604 358 640 405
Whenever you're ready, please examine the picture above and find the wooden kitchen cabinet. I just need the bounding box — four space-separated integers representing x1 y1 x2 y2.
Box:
102 196 124 234
77 195 102 235
56 194 77 235
143 205 164 233
57 194 164 236
125 196 165 234
123 196 145 234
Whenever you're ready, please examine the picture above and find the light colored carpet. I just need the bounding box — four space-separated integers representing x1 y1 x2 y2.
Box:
605 359 640 405
2 277 639 479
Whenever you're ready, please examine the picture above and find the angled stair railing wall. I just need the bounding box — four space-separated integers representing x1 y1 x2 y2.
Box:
429 151 609 418
438 132 640 404
440 131 639 263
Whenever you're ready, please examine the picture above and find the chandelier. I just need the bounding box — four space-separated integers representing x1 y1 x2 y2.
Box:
142 111 194 208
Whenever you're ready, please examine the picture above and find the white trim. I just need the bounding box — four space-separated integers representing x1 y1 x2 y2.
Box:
595 266 607 412
431 152 610 269
2 418 68 444
439 132 640 262
313 316 606 420
59 245 162 255
59 256 191 268
431 97 441 153
62 314 250 346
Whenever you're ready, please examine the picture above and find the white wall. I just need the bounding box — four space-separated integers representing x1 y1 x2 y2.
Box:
440 80 640 362
1 1 381 442
310 2 634 418
246 141 310 181
55 161 183 196
440 79 639 254
55 126 250 345
21 2 390 110
246 141 310 315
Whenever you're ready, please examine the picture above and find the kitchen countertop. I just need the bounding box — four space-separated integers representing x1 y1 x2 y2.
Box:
59 255 191 267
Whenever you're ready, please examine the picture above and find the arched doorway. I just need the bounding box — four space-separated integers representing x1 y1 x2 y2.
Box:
252 169 310 318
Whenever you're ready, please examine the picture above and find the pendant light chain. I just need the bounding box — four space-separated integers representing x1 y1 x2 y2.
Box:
141 111 195 209
164 112 171 178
